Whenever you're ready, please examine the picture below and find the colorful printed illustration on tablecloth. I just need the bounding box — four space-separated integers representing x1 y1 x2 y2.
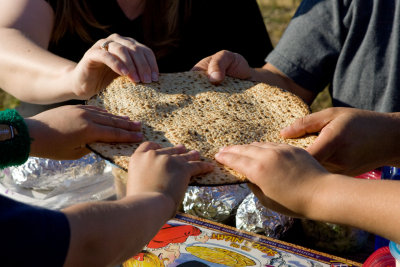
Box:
122 223 261 267
122 221 351 267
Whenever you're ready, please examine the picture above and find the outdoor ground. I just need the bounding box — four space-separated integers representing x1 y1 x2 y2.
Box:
0 0 331 111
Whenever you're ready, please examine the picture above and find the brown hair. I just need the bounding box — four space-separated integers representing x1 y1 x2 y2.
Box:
50 0 192 59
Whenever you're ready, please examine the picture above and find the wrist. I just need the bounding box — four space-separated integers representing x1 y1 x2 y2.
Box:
0 110 31 168
124 192 177 219
304 173 340 221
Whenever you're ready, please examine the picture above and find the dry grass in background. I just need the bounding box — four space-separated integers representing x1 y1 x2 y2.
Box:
0 0 331 111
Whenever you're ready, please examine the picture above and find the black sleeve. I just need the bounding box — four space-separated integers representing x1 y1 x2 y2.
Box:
177 0 273 69
214 0 273 67
0 195 70 267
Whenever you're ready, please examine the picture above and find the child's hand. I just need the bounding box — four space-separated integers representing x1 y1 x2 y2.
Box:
192 50 252 84
215 142 329 218
25 105 142 159
126 142 214 208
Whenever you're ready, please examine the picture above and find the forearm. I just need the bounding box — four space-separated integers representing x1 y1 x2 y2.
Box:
0 29 77 104
310 174 400 243
383 112 400 167
251 63 317 105
63 192 176 267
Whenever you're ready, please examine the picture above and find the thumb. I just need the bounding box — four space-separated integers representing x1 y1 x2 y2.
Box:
280 110 333 138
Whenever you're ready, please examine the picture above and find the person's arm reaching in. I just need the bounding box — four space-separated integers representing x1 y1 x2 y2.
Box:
0 0 158 104
215 142 400 244
281 107 400 176
192 50 317 104
24 105 143 160
63 142 213 267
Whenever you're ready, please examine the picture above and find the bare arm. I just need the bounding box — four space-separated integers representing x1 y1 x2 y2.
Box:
0 0 160 104
0 0 78 103
63 193 176 267
62 142 213 266
314 174 400 244
215 142 400 244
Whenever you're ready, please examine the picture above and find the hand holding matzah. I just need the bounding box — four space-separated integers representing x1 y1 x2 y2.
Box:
126 142 213 208
215 142 328 218
26 105 142 160
281 107 400 176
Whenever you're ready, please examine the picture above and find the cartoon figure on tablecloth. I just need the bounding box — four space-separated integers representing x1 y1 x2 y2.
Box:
123 223 209 267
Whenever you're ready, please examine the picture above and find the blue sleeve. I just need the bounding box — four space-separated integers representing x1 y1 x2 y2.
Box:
0 195 70 267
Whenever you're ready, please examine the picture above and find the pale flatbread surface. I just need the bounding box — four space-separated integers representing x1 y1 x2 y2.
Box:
87 71 316 185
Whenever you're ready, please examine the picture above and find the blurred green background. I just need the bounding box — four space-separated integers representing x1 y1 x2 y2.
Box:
0 0 331 111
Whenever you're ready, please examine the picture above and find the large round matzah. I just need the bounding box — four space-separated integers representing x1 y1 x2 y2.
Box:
87 71 316 185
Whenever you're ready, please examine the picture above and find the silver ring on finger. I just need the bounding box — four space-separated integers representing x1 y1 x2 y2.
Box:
101 40 114 52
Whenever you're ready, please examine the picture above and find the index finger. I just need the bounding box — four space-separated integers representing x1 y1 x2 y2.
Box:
187 161 214 177
215 144 263 176
280 109 334 138
192 50 235 84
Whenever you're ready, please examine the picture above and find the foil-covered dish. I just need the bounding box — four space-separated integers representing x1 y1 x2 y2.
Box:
9 153 106 190
0 153 115 210
236 193 293 239
183 184 251 224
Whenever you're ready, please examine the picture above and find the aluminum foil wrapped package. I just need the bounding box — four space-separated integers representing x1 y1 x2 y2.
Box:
183 184 251 224
10 153 105 190
0 154 115 210
236 193 293 239
301 219 370 253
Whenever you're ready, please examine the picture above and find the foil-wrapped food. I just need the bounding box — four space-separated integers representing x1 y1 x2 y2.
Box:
236 193 293 239
0 154 115 209
183 184 251 224
9 153 106 190
301 219 370 253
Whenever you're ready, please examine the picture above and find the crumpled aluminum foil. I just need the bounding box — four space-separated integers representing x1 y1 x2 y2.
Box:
9 153 105 190
183 184 251 224
236 193 293 239
0 154 115 210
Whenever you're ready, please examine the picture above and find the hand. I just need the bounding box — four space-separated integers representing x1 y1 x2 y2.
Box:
192 50 254 84
280 107 400 176
71 34 159 99
25 105 142 159
215 142 329 218
126 142 214 209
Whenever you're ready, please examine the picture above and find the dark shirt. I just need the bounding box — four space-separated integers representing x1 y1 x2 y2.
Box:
267 0 400 112
0 195 70 266
46 0 273 71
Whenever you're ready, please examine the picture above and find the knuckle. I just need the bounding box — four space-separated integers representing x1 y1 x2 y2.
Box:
109 33 121 39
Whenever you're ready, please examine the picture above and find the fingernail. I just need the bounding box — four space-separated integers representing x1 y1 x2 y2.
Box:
143 74 151 83
130 73 140 83
218 146 226 152
151 72 158 81
280 127 290 136
134 132 143 138
131 121 141 126
121 67 129 76
176 144 185 148
209 71 221 82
